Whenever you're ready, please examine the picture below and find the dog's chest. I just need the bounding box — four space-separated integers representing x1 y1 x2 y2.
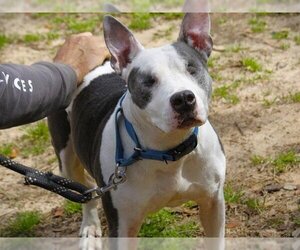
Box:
107 152 222 214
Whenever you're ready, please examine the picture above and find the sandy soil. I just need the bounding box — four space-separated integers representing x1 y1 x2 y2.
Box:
0 13 299 238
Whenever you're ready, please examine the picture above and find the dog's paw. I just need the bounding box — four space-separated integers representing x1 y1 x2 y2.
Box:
79 225 102 250
80 225 102 238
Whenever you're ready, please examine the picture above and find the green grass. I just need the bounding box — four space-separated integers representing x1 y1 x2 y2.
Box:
0 144 15 157
127 0 182 10
251 155 268 166
250 150 299 174
23 33 43 43
213 83 240 104
289 92 300 103
52 14 101 34
182 201 197 209
153 26 173 41
244 198 264 213
267 218 284 227
294 217 300 226
262 97 277 107
1 211 41 237
272 150 300 174
226 43 245 53
21 32 60 44
67 18 99 33
242 57 262 72
139 208 199 237
207 58 216 68
21 121 50 156
272 30 289 40
279 43 290 50
129 13 152 31
163 13 183 21
249 18 267 33
224 184 244 204
0 34 9 49
63 201 82 215
294 36 300 45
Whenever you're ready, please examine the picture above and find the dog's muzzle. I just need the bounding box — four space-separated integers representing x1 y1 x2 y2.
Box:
170 90 203 129
170 90 196 113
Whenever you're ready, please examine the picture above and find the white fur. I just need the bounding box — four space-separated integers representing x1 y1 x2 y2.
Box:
123 45 209 134
60 18 225 250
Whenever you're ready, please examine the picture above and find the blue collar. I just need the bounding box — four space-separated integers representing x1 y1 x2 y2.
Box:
115 93 199 167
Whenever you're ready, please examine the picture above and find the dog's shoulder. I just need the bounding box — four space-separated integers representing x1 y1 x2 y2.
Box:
71 63 127 172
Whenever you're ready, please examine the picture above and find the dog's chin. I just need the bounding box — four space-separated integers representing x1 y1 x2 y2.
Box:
175 113 206 130
177 118 204 129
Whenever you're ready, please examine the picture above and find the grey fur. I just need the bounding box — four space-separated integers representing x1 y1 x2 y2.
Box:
127 67 155 109
172 41 212 98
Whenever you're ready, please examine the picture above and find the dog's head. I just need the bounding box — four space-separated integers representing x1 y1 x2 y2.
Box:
103 14 213 133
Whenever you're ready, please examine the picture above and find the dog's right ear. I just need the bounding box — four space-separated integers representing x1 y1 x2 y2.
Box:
103 15 143 74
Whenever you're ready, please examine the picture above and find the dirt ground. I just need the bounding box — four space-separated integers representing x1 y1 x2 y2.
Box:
0 13 299 238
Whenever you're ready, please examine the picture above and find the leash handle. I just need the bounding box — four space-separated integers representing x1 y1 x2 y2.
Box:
25 172 91 203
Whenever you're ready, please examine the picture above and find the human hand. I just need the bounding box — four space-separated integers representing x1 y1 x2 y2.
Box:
54 32 109 85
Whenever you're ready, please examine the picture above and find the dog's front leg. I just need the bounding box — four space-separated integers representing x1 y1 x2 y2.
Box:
198 188 225 250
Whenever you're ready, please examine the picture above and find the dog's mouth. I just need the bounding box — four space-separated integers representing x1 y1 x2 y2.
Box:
176 112 204 129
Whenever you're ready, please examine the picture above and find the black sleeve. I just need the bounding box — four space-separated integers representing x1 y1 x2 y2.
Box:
0 62 77 129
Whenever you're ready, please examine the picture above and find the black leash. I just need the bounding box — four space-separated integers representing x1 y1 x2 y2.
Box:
0 154 93 203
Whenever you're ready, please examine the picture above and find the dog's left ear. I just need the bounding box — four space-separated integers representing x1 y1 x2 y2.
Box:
178 13 213 57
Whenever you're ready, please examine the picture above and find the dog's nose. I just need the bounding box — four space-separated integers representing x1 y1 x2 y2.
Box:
170 90 196 113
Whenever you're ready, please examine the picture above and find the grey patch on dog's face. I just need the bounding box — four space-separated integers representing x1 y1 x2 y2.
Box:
127 67 156 109
172 41 212 98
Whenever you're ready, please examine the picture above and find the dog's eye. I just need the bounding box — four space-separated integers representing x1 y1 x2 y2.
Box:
144 76 156 87
187 63 197 76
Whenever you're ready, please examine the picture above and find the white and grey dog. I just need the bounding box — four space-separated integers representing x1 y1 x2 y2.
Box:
48 13 226 249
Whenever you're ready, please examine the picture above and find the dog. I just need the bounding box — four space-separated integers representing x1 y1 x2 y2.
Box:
48 13 226 249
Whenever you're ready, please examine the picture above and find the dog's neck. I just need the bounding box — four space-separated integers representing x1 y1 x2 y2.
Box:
122 95 193 151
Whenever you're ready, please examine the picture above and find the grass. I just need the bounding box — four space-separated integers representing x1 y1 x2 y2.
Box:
251 155 267 166
279 43 290 50
0 211 41 237
294 36 300 45
224 184 244 204
294 217 300 226
139 208 199 237
242 57 262 72
129 13 152 31
272 30 289 40
226 43 245 53
63 201 82 215
250 150 299 174
244 198 264 213
0 144 15 157
289 92 300 103
23 33 44 43
272 150 300 174
153 26 173 41
182 201 197 209
249 18 267 33
213 82 240 105
262 97 278 107
21 121 50 156
267 218 284 227
163 13 183 21
52 14 101 34
0 34 9 49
